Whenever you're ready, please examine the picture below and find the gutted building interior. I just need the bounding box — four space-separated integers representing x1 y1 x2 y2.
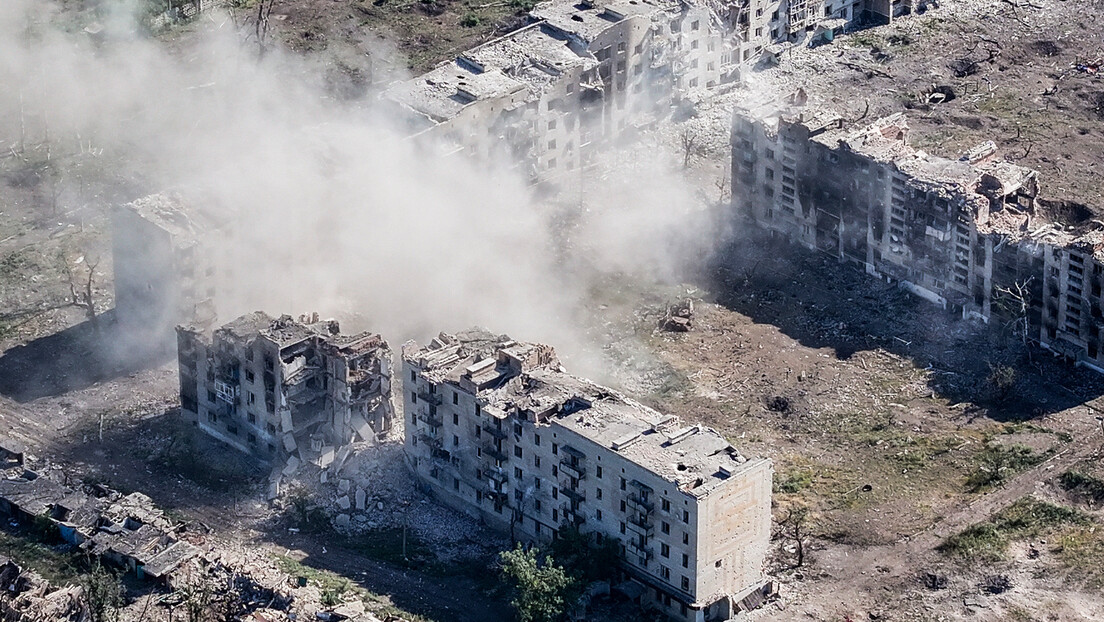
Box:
732 92 1104 371
177 312 394 467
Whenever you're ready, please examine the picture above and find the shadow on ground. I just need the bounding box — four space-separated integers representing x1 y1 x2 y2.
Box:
704 229 1104 419
0 309 173 402
267 529 511 622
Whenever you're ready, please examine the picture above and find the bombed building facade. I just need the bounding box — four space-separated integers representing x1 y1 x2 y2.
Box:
731 95 1104 371
177 312 394 464
384 0 734 180
382 0 927 181
402 329 773 622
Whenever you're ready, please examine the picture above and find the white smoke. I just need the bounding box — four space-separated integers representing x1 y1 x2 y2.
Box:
0 0 720 382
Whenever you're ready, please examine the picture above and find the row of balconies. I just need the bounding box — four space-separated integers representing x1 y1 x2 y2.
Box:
416 390 442 406
559 459 585 481
626 492 654 514
561 504 585 527
627 513 655 537
483 443 509 463
482 422 508 440
626 540 654 561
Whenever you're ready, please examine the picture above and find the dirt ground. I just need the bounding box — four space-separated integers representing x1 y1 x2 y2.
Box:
223 0 534 76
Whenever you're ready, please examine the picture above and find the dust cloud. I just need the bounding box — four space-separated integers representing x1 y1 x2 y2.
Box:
0 0 719 377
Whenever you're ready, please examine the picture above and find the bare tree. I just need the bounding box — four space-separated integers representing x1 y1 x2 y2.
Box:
994 277 1034 361
66 255 101 333
254 0 276 59
714 169 729 204
680 128 699 169
773 505 810 568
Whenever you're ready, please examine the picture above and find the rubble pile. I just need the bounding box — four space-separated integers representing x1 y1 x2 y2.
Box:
660 298 695 332
0 558 83 622
289 435 508 562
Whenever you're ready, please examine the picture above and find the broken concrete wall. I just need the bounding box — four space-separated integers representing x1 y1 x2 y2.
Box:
177 312 394 469
732 96 1104 372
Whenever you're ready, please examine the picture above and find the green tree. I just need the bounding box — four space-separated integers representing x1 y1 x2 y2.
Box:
499 545 577 622
81 563 124 622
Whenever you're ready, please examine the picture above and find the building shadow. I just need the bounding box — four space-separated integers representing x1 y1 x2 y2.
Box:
0 309 173 402
703 230 1104 419
264 529 511 622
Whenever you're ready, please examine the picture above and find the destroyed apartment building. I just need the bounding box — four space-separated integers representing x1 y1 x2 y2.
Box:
382 0 923 180
731 93 1104 371
383 0 735 179
402 329 773 622
177 312 394 466
112 192 226 338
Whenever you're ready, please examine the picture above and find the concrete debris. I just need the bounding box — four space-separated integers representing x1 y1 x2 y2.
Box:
660 298 695 331
0 557 83 621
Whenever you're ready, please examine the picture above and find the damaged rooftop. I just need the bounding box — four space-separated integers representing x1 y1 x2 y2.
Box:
742 94 1104 258
405 329 761 497
201 311 384 352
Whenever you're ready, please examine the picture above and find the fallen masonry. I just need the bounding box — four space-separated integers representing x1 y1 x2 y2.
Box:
177 312 395 480
402 329 774 622
732 91 1104 372
0 557 83 621
0 459 395 621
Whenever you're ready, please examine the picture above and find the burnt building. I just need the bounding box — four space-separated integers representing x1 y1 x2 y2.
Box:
731 94 1104 371
177 312 394 465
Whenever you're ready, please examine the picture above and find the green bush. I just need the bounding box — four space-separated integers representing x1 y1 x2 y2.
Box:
31 513 61 542
549 527 620 583
499 545 577 622
939 497 1088 559
460 13 480 27
966 444 1043 492
773 469 813 494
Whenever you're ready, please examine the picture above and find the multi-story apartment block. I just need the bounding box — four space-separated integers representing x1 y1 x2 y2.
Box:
111 192 224 337
731 93 1104 371
402 329 772 621
383 0 930 182
177 312 394 463
384 0 733 180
